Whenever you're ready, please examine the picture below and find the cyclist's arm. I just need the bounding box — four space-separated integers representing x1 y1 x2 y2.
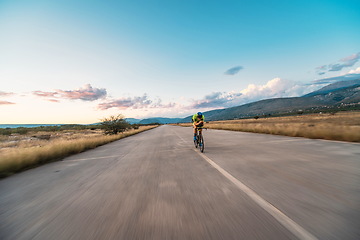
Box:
198 116 205 124
195 120 204 127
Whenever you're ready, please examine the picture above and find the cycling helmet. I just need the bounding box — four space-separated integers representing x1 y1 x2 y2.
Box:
197 112 203 116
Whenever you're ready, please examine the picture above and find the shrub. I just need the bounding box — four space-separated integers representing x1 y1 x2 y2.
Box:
0 128 12 136
100 114 131 135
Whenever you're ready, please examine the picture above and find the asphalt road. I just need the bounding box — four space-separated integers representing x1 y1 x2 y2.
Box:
1 125 359 240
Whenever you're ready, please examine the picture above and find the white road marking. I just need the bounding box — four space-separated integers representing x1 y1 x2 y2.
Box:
194 150 318 240
172 129 188 143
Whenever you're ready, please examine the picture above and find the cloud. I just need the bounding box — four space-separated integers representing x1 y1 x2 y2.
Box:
0 101 15 105
0 91 14 97
33 84 107 101
0 92 16 105
190 92 243 109
190 78 320 110
46 99 60 103
317 52 360 75
150 97 176 108
224 66 243 75
57 84 107 101
240 78 318 100
33 91 58 98
313 73 360 84
98 94 176 110
348 67 360 74
98 94 152 110
341 53 360 64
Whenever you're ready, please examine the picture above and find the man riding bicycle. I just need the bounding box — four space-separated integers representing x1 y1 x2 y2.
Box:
192 112 205 141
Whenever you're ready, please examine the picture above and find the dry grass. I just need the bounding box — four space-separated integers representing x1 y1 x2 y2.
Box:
0 126 157 178
178 111 360 142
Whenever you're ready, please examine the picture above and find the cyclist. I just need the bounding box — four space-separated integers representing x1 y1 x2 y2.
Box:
192 112 205 141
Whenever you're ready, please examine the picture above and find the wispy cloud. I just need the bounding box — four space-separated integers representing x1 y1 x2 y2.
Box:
33 84 107 101
313 73 360 84
224 66 243 75
316 52 360 75
98 94 176 110
151 98 176 108
0 92 15 105
0 101 15 105
46 99 60 103
0 91 14 97
33 91 58 98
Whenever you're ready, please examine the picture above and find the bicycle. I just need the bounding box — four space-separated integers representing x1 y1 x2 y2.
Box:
194 127 205 153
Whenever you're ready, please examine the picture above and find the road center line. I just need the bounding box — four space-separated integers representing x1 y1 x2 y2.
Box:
172 128 188 143
193 150 318 240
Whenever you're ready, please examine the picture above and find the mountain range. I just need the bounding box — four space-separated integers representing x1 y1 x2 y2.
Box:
127 79 360 124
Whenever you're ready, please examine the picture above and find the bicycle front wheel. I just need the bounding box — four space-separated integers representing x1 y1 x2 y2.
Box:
194 136 198 148
199 134 204 152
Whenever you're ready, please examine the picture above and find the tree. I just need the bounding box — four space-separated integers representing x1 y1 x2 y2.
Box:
100 114 130 135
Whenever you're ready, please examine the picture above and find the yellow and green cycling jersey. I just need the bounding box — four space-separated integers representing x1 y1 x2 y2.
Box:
192 114 205 122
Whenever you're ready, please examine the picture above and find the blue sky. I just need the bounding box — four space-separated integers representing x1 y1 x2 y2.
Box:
1 0 360 123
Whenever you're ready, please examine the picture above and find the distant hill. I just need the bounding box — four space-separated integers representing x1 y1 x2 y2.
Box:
139 117 184 124
304 79 360 97
180 80 360 122
125 118 141 124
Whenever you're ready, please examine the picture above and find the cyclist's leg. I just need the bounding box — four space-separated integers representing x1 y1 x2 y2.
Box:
193 124 197 140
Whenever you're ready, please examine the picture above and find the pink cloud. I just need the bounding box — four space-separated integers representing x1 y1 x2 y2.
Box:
33 91 57 98
56 84 107 101
98 94 176 110
46 99 60 103
0 91 14 97
33 84 107 101
0 101 15 105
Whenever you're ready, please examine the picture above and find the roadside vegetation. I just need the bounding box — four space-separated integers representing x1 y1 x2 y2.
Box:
178 111 360 142
0 124 99 136
100 114 131 134
0 117 158 178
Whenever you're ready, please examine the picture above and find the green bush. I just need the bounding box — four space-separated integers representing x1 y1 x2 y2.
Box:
0 128 12 136
100 114 131 135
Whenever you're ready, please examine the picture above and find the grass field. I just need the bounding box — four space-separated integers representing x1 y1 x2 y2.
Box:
0 126 157 178
179 111 360 142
